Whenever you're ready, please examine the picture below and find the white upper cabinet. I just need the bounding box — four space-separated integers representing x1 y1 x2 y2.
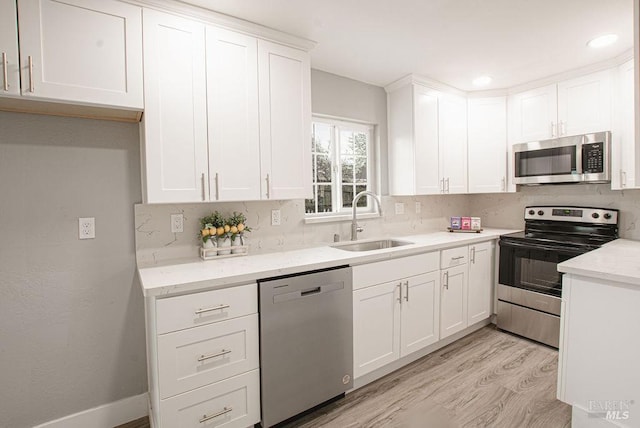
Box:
557 69 612 137
15 0 143 108
206 27 261 201
508 84 558 144
387 79 468 195
0 0 19 96
509 69 613 144
439 93 468 194
258 40 312 200
468 97 508 193
142 9 209 203
611 59 636 190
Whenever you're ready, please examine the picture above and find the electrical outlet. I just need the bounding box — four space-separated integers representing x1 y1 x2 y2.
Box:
395 203 405 215
415 202 421 214
271 209 281 226
171 214 184 233
79 217 95 239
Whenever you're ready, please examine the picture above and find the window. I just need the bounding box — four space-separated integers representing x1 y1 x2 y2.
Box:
305 117 374 216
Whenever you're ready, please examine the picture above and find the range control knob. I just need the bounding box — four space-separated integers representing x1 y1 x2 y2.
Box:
592 212 600 219
528 209 535 215
537 210 545 216
604 213 612 220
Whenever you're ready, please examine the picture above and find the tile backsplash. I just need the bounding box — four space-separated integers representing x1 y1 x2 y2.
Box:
135 195 470 266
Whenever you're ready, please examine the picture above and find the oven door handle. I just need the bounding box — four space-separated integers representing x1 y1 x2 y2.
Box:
499 239 586 256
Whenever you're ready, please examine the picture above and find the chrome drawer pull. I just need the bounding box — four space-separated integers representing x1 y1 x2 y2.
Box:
28 55 34 92
199 407 232 423
194 304 230 315
452 256 464 260
197 349 231 362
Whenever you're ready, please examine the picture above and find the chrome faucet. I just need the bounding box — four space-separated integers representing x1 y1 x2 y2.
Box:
351 191 383 241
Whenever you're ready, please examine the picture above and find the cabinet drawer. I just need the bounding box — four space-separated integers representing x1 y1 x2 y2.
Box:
353 252 439 290
158 314 259 399
160 369 260 428
156 283 257 334
441 246 468 269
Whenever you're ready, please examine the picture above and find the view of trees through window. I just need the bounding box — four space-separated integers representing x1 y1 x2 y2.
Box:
305 118 372 215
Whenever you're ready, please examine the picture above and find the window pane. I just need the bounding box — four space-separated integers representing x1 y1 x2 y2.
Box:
305 186 317 214
314 122 332 154
312 154 316 182
317 185 333 213
316 155 332 183
341 156 354 183
342 185 354 208
355 185 368 207
340 130 354 154
355 156 367 183
354 132 368 156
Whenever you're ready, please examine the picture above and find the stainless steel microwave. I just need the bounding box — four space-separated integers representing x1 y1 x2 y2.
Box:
513 131 611 185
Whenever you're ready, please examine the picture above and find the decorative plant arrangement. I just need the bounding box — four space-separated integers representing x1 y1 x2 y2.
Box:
199 211 251 260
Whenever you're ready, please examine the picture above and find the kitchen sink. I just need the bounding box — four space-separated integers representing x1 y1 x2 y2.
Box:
332 239 413 252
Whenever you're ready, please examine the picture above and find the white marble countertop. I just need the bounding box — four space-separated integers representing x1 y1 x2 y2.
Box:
138 228 519 297
558 239 640 287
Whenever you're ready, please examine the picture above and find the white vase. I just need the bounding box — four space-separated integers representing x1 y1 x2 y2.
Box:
203 238 215 249
217 237 231 255
231 235 246 254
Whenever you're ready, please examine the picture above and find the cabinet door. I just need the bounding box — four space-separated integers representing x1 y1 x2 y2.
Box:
467 241 493 325
353 281 400 378
508 84 557 143
400 271 440 357
0 0 19 96
142 10 209 203
468 97 508 193
440 264 468 339
557 69 612 137
258 40 312 200
439 93 468 194
612 59 635 190
414 85 441 194
16 0 143 108
206 27 261 201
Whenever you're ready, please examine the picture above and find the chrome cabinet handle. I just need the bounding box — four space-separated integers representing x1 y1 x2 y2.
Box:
201 173 206 201
445 178 450 193
194 303 229 315
215 172 220 200
397 282 402 303
404 280 409 302
471 247 476 264
440 178 444 193
2 52 7 91
28 55 34 93
199 407 232 423
621 170 627 187
560 120 566 136
265 174 270 199
443 271 449 289
551 121 556 137
501 176 506 192
452 256 464 260
197 348 231 362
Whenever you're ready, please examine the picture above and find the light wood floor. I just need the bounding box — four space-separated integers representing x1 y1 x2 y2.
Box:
119 326 570 428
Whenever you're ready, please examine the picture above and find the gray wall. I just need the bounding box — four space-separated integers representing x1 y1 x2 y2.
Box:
311 69 390 194
0 112 146 427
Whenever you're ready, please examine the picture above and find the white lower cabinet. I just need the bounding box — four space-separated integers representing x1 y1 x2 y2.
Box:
147 283 260 428
353 253 441 378
440 263 468 339
467 241 494 325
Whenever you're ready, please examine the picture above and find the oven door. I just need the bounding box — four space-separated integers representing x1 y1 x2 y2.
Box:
499 239 586 297
513 135 583 185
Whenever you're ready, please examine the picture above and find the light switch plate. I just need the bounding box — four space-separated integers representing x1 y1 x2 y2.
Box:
395 203 405 215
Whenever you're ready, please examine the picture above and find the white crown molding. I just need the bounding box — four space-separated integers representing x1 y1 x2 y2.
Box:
126 0 316 51
384 74 466 96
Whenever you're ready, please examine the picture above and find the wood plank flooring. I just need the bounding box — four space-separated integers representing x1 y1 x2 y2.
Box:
119 326 570 428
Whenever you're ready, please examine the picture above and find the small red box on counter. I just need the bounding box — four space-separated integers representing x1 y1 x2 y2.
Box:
461 217 471 230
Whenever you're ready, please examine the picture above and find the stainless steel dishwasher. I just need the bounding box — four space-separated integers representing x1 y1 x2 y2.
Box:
258 266 353 427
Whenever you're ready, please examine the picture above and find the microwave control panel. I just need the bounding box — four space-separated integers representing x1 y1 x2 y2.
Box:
582 142 604 173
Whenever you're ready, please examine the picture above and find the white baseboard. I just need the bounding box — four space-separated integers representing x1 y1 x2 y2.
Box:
33 393 148 428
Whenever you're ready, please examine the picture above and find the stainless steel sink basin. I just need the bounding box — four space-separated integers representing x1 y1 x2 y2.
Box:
333 239 413 252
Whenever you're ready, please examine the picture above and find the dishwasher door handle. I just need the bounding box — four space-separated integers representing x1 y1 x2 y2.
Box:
272 281 345 303
301 286 321 296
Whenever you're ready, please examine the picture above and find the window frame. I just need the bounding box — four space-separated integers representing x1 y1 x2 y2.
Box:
305 115 377 221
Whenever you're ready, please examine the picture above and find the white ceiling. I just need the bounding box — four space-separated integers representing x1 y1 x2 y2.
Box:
179 0 634 91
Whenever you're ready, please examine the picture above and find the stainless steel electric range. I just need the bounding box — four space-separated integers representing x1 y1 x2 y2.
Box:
497 206 619 348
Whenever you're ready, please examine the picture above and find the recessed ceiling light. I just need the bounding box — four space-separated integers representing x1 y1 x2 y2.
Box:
587 34 618 48
472 76 492 87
